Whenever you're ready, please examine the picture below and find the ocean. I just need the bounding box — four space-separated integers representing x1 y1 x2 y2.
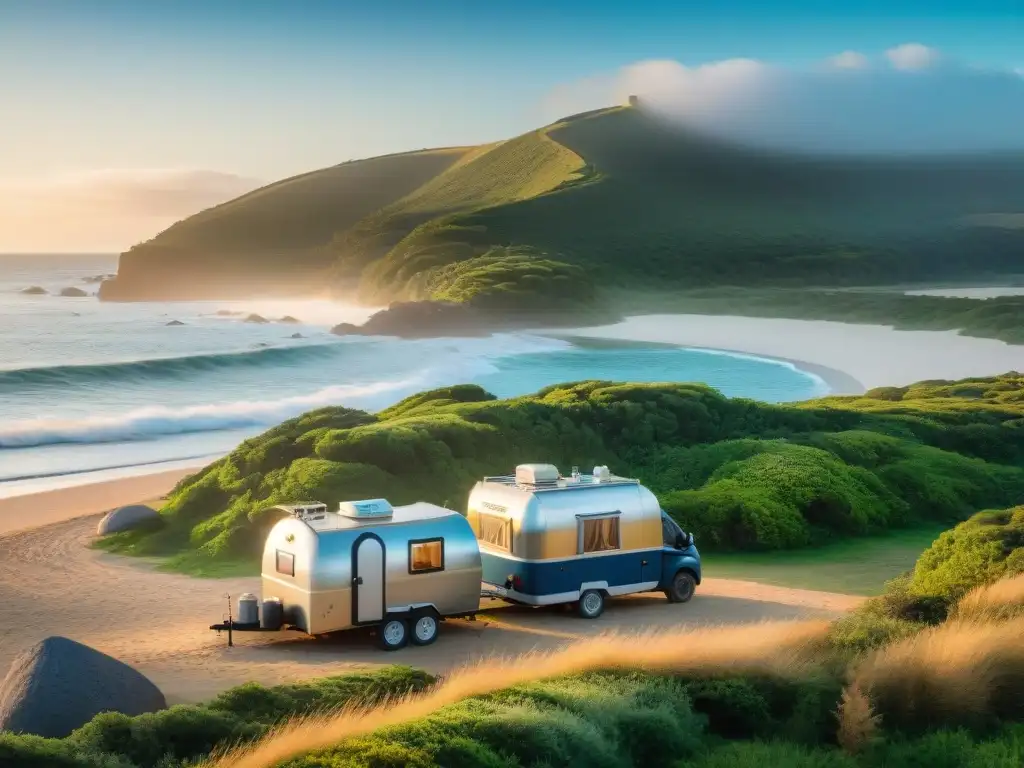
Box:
0 254 828 497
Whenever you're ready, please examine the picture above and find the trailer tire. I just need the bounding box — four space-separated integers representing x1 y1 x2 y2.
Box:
665 571 696 604
577 589 605 619
377 616 409 651
410 610 439 646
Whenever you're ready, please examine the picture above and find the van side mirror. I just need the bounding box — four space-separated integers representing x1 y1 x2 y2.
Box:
675 533 686 549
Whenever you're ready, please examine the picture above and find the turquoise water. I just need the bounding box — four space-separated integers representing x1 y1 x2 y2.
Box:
0 255 827 495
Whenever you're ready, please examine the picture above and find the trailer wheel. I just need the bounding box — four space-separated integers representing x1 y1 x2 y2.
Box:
577 589 605 619
377 616 409 651
665 571 696 604
410 610 439 646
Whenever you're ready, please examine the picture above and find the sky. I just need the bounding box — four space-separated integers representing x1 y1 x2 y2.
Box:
1 0 1022 253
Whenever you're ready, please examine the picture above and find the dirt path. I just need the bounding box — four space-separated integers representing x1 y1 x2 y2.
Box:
0 513 864 705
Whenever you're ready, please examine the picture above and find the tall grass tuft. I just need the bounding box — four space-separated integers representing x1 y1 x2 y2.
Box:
852 616 1024 732
203 620 831 768
953 574 1024 624
835 683 880 755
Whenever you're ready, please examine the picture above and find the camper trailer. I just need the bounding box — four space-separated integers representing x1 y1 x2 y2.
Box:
467 464 701 618
216 499 482 649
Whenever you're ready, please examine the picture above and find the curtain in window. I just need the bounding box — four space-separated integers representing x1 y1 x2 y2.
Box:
479 514 509 550
410 541 442 571
582 516 620 552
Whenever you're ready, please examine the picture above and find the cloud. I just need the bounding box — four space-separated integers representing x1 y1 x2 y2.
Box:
544 44 1024 155
0 169 261 252
885 43 941 71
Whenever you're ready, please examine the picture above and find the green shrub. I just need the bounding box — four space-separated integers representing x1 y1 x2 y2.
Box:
65 667 434 767
684 741 855 768
292 672 705 768
100 375 1024 572
910 506 1024 603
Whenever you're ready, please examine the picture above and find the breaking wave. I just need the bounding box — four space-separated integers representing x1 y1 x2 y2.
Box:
0 379 419 449
0 343 346 391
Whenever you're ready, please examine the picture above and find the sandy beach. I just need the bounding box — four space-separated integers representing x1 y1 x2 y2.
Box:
558 314 1024 392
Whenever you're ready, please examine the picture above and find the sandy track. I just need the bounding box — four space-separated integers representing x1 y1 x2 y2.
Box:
0 512 863 706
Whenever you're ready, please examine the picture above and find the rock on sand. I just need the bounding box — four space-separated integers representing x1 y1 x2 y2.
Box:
59 287 89 297
97 504 161 535
0 636 166 738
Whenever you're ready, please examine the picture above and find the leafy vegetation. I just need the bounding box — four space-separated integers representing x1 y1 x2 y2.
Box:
98 374 1024 575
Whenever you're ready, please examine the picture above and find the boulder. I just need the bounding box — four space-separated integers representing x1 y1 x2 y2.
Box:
97 504 161 535
58 287 89 297
330 301 489 339
289 332 304 339
0 636 166 738
215 309 244 316
165 320 186 326
243 313 269 324
278 315 300 323
20 286 47 295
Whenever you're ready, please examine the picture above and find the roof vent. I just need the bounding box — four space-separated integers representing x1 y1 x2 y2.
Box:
515 463 560 486
338 498 394 519
592 466 612 483
290 502 328 520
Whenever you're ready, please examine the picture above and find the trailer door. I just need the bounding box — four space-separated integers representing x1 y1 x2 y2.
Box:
353 535 385 624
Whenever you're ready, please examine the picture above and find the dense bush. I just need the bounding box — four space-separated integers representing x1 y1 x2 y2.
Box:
826 505 1024 655
53 668 431 768
910 506 1024 603
99 375 1024 572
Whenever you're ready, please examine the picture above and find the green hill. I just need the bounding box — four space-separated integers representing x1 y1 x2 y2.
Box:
99 373 1024 576
101 104 1024 314
99 147 469 300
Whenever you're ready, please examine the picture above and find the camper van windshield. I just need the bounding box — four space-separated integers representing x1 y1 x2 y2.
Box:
662 513 685 548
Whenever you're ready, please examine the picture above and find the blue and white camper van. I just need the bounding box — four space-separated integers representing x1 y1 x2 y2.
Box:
467 463 701 618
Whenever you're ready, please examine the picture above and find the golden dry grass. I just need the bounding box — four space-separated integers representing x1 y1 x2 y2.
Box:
835 683 880 755
953 573 1024 623
852 615 1024 730
204 620 831 768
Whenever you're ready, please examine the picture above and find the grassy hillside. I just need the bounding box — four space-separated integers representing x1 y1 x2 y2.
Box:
98 373 1024 576
99 147 469 300
102 104 1024 319
362 108 1024 304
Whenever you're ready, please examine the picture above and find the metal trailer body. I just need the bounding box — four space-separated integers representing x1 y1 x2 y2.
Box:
260 499 482 636
466 464 701 610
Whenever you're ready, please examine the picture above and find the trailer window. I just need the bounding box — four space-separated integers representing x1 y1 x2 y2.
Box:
478 513 511 552
276 550 295 577
579 515 620 554
408 538 444 574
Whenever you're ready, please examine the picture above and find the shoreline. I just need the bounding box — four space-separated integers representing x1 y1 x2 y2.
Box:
549 333 863 396
554 314 1024 391
5 310 1022 506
